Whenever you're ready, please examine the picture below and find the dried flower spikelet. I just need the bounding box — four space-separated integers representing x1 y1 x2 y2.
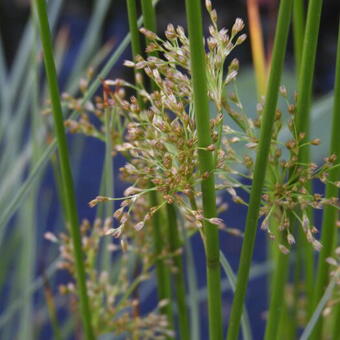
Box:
205 0 212 11
326 257 338 266
88 195 109 207
210 9 218 23
208 217 225 227
105 227 122 238
279 244 290 255
311 138 321 146
139 27 157 40
225 70 238 85
312 239 322 251
232 18 244 36
279 85 288 97
123 60 135 68
120 239 128 252
158 299 170 309
44 232 58 243
287 233 295 245
165 23 176 40
235 33 247 45
134 221 145 231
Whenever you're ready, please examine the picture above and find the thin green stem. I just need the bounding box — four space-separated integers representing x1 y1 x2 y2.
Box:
126 0 142 59
166 204 190 340
149 192 173 328
226 1 293 339
332 304 340 339
295 0 324 317
184 1 222 339
263 235 290 340
292 0 305 73
312 21 340 340
35 1 94 339
141 0 157 43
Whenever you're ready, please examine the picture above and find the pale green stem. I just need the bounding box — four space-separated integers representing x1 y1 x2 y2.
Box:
226 1 293 339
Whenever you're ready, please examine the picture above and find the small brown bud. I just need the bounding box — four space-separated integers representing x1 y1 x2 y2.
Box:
311 138 321 145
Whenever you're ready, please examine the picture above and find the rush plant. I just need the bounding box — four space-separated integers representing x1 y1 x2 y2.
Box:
1 0 339 339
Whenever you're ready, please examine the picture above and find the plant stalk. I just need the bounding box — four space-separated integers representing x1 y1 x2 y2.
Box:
141 0 157 45
35 1 94 339
263 234 290 340
295 0 324 317
185 0 222 339
226 1 293 339
166 204 190 340
312 21 340 340
292 0 305 73
150 192 174 327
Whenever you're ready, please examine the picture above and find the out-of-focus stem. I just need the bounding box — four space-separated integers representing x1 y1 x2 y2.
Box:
246 0 268 97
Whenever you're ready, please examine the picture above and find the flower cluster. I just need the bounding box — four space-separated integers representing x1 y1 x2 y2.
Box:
61 1 339 253
45 219 173 339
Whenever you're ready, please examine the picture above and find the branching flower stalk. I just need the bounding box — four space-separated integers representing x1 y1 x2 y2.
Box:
226 1 293 339
132 0 174 330
140 3 190 337
46 218 174 339
34 0 94 339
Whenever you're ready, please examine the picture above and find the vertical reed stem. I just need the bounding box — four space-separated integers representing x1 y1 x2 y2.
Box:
35 1 94 339
149 191 174 327
295 0 324 317
166 204 190 340
292 0 305 72
141 0 157 44
184 1 222 339
126 0 142 58
264 231 289 340
226 1 293 339
313 21 340 340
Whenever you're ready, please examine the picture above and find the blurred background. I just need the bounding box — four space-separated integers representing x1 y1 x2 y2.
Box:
0 0 339 339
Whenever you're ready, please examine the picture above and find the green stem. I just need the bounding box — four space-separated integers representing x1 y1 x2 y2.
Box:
295 0 324 318
226 1 293 339
35 1 94 339
292 0 305 73
141 0 157 44
184 1 222 339
333 304 340 339
166 204 190 340
263 235 290 340
312 21 340 340
149 192 173 328
126 0 142 58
